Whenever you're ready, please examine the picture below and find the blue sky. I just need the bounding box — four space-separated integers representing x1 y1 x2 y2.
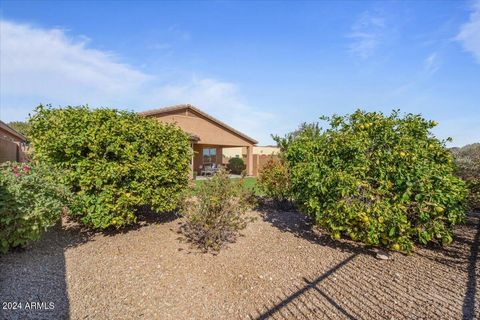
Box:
1 0 479 146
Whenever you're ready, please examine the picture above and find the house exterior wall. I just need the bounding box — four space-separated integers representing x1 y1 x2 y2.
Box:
150 109 253 147
0 137 20 163
0 125 26 163
0 126 24 144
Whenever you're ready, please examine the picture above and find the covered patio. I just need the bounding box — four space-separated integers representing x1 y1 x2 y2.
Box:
192 143 253 176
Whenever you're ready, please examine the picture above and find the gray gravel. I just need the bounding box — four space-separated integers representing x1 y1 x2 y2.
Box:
1 211 479 320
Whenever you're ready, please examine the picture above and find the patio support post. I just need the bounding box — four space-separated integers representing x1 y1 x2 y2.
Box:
247 145 254 176
190 142 194 178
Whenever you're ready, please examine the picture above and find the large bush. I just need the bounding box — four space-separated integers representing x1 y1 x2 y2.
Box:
180 169 254 251
227 157 245 174
451 143 480 211
29 105 191 229
257 158 292 208
0 162 69 253
277 110 467 252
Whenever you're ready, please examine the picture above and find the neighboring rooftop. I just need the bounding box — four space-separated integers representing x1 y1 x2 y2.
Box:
0 120 27 142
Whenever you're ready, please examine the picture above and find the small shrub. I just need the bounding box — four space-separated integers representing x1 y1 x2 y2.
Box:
0 162 70 254
180 168 254 251
257 158 292 209
29 105 191 229
277 110 467 252
228 157 245 174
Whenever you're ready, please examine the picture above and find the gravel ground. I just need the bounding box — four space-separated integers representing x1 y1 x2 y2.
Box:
1 210 479 320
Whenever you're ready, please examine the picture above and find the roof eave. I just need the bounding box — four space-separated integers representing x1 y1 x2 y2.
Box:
0 120 27 141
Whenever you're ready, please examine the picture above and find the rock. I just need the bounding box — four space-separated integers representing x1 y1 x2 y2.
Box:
376 250 391 260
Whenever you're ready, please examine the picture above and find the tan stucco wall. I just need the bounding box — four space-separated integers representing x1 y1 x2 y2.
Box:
223 146 280 158
151 109 253 147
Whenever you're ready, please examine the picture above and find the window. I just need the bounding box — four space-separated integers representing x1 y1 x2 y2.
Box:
203 147 216 164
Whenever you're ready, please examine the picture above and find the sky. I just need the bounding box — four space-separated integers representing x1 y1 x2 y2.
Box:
0 0 479 146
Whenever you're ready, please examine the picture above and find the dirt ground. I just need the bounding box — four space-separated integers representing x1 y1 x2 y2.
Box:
1 209 479 320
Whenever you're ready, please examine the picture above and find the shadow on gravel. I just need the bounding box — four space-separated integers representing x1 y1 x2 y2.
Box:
462 214 480 320
411 213 480 319
413 215 480 271
260 207 480 320
258 205 374 256
251 254 358 320
94 207 180 238
0 219 90 320
0 208 179 320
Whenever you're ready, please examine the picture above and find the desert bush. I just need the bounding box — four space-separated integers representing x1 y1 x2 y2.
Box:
228 157 245 174
257 158 292 209
276 110 467 252
29 105 191 229
451 143 480 211
451 143 480 179
0 162 69 254
180 168 254 251
465 179 480 211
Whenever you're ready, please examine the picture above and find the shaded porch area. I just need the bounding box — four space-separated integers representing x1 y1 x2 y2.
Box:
192 143 254 176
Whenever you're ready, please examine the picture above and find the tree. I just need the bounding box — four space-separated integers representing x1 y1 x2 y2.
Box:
29 105 192 229
277 110 467 252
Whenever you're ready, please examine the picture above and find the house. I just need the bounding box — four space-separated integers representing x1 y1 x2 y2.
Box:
140 104 258 176
0 120 27 163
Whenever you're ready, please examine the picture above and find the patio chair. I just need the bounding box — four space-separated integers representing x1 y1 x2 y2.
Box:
200 163 216 176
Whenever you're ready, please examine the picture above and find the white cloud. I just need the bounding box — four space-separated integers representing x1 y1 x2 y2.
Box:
456 0 480 63
0 20 150 106
347 10 386 59
424 52 440 75
0 20 275 144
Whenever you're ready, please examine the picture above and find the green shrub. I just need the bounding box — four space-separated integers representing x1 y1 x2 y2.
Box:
451 143 480 211
0 162 69 254
29 105 191 229
228 157 245 174
257 158 292 208
276 110 467 252
180 168 254 251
